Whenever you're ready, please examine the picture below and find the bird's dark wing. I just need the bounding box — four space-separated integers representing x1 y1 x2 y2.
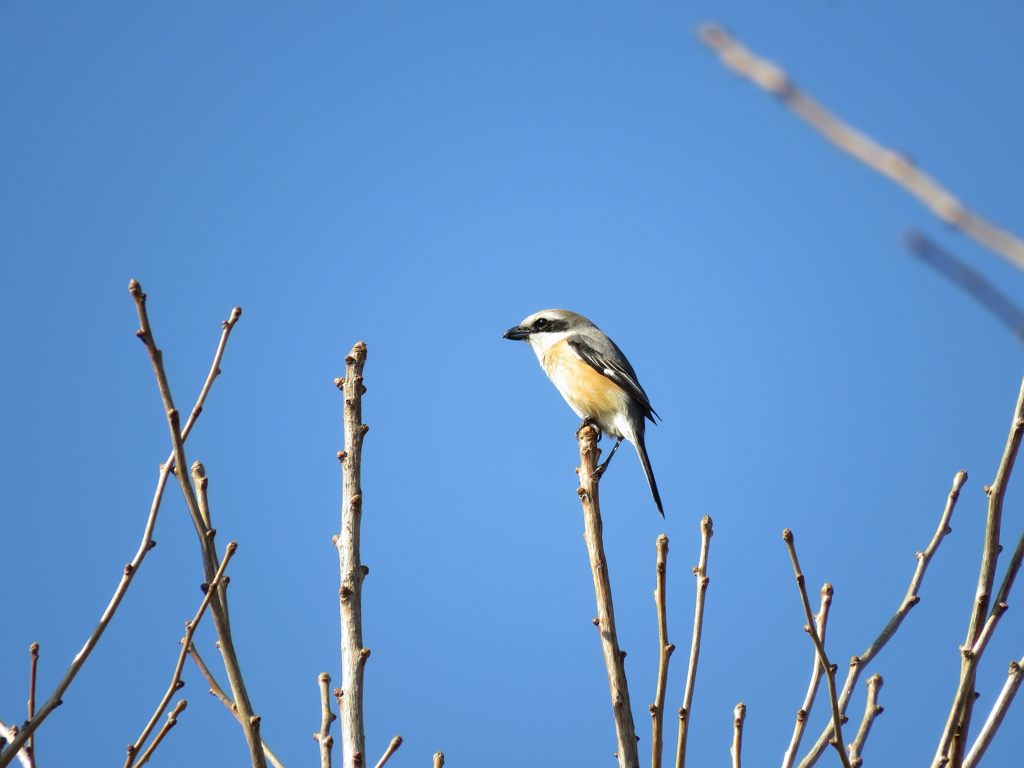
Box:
567 336 659 422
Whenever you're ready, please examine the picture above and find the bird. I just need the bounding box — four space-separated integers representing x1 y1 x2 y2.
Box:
503 309 663 516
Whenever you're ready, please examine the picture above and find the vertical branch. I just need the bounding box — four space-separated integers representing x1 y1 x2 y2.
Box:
782 584 834 768
577 425 639 768
315 672 336 768
847 675 883 768
336 342 370 768
650 534 675 768
432 753 445 768
674 515 713 768
947 376 1024 766
730 704 746 768
26 644 38 768
962 658 1024 768
798 470 966 768
783 530 852 768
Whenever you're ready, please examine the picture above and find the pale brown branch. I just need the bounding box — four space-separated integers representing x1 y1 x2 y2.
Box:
0 722 31 768
947 376 1024 765
674 515 713 768
314 673 335 768
697 23 1024 271
131 700 187 768
373 736 403 768
847 675 883 767
782 584 833 768
126 542 237 767
906 232 1024 346
0 293 242 768
432 753 445 768
650 534 675 768
783 530 852 768
577 425 639 768
799 470 967 767
129 279 266 768
336 342 370 768
730 704 746 768
26 644 38 768
962 658 1024 768
186 644 287 768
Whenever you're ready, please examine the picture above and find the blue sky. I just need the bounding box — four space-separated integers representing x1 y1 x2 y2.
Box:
2 1 1024 766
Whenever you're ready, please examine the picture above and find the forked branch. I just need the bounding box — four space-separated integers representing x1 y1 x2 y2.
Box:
782 583 834 768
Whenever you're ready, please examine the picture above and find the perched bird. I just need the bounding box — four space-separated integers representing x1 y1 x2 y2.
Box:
503 309 663 516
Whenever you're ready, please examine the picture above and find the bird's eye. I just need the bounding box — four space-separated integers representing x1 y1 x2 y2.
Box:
533 317 550 330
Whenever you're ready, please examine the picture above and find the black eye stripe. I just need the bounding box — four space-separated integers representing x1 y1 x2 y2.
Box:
531 317 568 333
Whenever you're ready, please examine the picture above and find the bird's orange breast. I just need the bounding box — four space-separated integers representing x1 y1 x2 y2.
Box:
541 339 626 425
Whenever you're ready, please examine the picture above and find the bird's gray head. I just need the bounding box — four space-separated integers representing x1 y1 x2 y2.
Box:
502 309 594 341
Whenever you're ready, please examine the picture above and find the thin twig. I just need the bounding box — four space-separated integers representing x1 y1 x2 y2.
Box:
782 584 834 768
0 291 242 768
650 534 675 768
730 704 746 768
962 658 1024 768
848 675 883 767
432 753 444 768
186 644 287 768
373 737 403 768
0 722 31 768
798 470 967 767
129 279 266 768
131 700 187 768
783 530 852 768
697 23 1024 271
577 425 639 768
125 542 237 767
946 376 1024 765
314 673 336 768
336 342 371 768
906 232 1024 346
26 644 38 768
674 516 713 768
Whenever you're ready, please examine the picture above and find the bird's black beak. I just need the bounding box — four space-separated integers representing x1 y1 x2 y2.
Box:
502 325 530 341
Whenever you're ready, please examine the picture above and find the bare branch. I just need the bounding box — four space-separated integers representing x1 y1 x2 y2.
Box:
131 700 187 768
433 753 445 768
186 645 287 768
799 470 967 767
782 584 834 768
129 279 266 768
126 542 237 767
314 673 336 768
373 737 403 768
962 658 1024 768
906 232 1024 346
947 376 1024 764
783 530 852 768
0 722 31 768
577 425 639 768
675 516 713 768
650 534 675 768
336 342 371 768
848 675 884 767
730 704 746 768
697 23 1024 271
26 644 38 768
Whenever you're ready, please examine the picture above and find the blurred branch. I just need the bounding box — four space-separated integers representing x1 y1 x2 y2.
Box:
186 644 286 768
126 542 237 768
674 516 713 768
962 658 1024 768
782 584 834 768
26 644 37 768
373 736 403 768
0 723 31 768
314 673 336 768
906 232 1024 346
0 286 242 768
946 376 1024 765
783 530 852 768
799 470 967 767
131 700 187 768
577 425 639 768
650 534 675 768
697 23 1024 271
433 752 445 768
848 674 883 767
129 279 266 768
730 704 746 768
336 342 371 768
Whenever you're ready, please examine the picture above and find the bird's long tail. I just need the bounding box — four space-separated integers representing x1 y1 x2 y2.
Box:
633 429 664 518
